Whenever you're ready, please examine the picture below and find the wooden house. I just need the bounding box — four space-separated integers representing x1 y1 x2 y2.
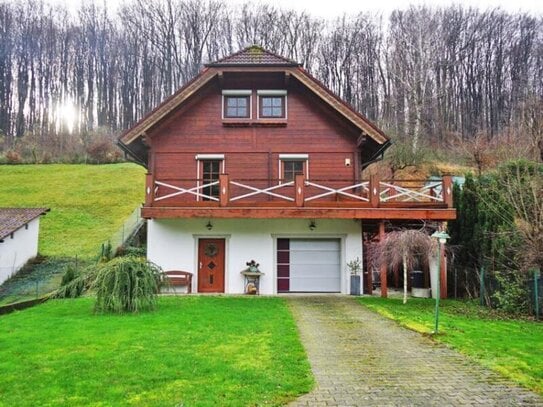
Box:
119 46 455 295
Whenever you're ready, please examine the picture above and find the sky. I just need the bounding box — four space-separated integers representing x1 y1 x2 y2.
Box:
49 0 543 17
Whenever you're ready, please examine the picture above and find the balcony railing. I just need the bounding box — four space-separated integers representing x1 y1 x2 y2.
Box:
145 174 453 209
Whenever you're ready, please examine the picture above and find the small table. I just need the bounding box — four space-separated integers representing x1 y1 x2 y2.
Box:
240 271 265 295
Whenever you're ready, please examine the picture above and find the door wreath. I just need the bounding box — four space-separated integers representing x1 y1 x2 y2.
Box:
205 243 218 257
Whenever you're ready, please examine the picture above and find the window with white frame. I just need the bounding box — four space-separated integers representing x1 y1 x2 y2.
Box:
258 90 287 119
222 90 251 119
279 154 308 183
195 154 225 200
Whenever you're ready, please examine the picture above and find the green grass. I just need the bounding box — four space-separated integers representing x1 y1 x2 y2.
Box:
360 297 543 395
0 164 144 258
0 296 313 406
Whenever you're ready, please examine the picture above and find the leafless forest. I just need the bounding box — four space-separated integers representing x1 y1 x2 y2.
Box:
0 0 541 162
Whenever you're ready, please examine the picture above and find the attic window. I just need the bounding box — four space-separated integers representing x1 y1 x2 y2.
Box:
258 90 287 119
222 90 251 119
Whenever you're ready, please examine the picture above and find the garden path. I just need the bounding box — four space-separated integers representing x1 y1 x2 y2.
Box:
287 295 542 406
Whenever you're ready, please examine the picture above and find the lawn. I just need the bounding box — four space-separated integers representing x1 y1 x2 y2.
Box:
0 163 144 258
360 297 543 395
0 296 313 406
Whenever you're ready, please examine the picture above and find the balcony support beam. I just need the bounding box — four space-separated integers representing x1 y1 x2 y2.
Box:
369 175 380 207
442 175 453 208
379 221 388 298
142 206 456 220
219 174 229 207
295 175 305 207
145 173 155 207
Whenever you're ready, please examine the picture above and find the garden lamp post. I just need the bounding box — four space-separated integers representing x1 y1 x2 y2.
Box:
431 230 450 334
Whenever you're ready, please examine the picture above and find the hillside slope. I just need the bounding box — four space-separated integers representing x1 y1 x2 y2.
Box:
0 164 145 258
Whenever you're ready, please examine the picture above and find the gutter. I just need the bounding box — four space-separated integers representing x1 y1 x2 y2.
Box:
360 139 392 170
117 140 148 169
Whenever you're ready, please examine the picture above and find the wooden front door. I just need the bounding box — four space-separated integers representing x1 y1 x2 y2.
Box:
198 239 225 293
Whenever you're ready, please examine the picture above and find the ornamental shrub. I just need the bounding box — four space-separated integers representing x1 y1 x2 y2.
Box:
93 256 163 313
58 263 87 298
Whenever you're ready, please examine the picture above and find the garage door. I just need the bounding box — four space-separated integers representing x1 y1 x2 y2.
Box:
277 238 341 292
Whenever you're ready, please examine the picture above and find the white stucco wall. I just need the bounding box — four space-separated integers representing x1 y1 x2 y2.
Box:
147 218 363 295
0 217 41 285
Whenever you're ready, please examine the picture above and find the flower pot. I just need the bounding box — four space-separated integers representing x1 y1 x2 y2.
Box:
350 275 361 295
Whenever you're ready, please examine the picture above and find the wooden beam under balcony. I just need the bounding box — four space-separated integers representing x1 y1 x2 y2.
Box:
141 206 456 220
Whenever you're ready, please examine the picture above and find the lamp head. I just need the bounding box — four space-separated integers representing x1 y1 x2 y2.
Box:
431 230 450 244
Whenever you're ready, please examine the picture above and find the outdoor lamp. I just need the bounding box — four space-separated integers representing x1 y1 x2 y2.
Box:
431 230 450 334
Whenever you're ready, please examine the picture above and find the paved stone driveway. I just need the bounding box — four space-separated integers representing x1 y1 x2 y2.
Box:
286 296 542 407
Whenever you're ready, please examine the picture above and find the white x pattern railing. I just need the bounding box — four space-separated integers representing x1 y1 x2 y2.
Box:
229 180 295 202
151 179 447 206
379 181 443 202
154 180 220 202
304 181 370 202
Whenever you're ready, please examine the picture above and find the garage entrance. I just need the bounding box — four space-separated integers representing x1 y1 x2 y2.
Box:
277 238 341 293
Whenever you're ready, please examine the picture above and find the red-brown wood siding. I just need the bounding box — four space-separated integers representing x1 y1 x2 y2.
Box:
148 74 359 191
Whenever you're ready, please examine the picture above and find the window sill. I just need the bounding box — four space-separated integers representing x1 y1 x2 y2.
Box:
222 119 287 127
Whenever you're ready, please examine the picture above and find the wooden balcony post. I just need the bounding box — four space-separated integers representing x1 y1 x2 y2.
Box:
145 173 154 206
219 174 229 207
369 174 380 207
295 174 305 207
364 242 372 295
442 175 453 207
379 221 388 298
366 268 373 295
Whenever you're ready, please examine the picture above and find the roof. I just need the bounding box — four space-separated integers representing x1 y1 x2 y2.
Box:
120 68 218 146
0 208 49 241
119 46 390 153
290 68 389 144
205 45 300 67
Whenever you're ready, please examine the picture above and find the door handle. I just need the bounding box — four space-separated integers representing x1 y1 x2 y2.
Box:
199 262 202 269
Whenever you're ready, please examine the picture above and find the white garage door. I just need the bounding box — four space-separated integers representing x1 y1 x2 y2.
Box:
277 238 341 292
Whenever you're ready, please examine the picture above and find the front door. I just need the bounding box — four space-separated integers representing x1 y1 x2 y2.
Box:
198 239 225 293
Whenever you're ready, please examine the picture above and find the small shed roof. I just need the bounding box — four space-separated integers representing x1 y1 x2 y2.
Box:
0 208 49 241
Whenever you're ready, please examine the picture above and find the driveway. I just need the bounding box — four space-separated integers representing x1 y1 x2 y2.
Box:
287 296 542 406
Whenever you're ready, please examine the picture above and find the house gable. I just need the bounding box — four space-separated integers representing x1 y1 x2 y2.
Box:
119 46 390 167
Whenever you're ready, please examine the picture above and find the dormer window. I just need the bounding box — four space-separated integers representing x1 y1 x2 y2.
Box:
258 90 287 119
222 90 251 119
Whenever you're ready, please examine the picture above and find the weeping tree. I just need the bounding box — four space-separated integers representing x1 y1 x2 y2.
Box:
374 229 434 304
52 256 165 314
93 256 164 313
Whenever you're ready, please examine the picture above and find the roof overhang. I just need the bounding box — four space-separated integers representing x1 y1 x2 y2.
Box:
118 64 391 166
0 208 50 241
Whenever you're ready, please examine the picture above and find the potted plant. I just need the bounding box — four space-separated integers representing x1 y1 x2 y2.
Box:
245 260 260 273
348 257 362 295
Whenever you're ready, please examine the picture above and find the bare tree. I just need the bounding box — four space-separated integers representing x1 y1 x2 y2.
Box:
0 0 542 161
520 96 543 162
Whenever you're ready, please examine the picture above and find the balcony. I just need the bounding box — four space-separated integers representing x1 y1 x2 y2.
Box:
141 175 455 220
